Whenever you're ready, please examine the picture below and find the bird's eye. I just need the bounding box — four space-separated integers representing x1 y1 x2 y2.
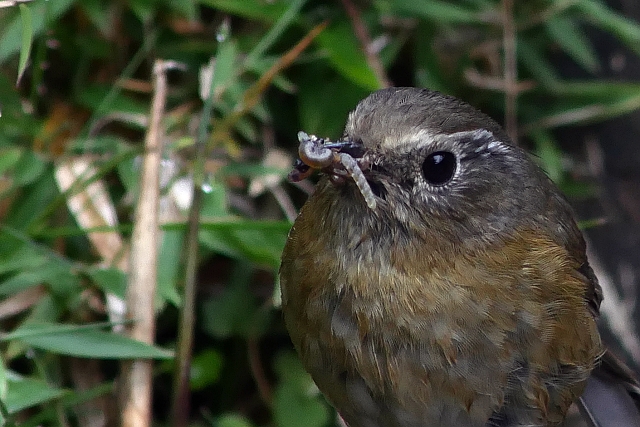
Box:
422 151 456 185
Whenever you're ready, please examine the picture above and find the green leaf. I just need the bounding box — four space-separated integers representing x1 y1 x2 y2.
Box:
197 0 288 22
0 244 48 275
214 414 255 427
244 0 307 68
0 259 78 298
200 263 258 339
273 352 330 427
413 23 449 93
0 356 7 403
382 0 481 24
522 82 640 130
315 20 381 90
190 349 224 390
16 4 33 84
4 168 57 230
4 323 173 359
518 39 561 89
196 220 290 269
0 147 22 176
86 267 127 299
75 84 149 118
577 0 640 55
0 0 75 62
209 38 238 98
298 66 369 137
79 0 114 36
13 150 46 185
157 229 184 306
530 130 564 183
201 180 229 218
4 377 66 414
544 15 599 74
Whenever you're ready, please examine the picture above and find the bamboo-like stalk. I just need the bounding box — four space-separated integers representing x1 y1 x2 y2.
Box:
119 59 170 427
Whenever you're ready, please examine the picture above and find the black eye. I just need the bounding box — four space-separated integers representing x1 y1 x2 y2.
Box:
422 151 456 185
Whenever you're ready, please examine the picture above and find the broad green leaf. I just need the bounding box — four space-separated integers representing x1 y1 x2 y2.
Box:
0 244 48 275
13 150 46 185
0 147 22 176
315 20 381 90
116 155 140 195
190 349 224 390
273 352 330 427
75 84 149 118
86 267 127 299
0 258 79 299
4 169 57 230
215 414 255 427
5 323 173 359
157 229 184 306
200 264 258 339
298 66 369 137
201 180 229 218
196 220 290 269
4 377 66 414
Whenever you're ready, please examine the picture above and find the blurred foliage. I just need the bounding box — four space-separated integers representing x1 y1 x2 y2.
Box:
1 0 640 426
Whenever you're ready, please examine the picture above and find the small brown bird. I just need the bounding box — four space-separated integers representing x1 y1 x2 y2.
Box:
280 87 640 427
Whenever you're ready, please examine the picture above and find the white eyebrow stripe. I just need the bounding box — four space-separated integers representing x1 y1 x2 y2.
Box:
381 128 436 150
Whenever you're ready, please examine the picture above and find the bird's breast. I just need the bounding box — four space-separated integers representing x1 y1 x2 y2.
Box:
280 189 601 427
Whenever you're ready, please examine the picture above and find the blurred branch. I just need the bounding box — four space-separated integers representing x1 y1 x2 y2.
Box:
340 0 391 88
119 59 177 427
248 337 272 405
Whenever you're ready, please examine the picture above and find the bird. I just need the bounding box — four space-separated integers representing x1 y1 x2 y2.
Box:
279 87 640 427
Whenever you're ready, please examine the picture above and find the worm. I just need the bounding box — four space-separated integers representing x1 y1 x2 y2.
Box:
338 153 377 210
297 131 334 169
291 131 377 210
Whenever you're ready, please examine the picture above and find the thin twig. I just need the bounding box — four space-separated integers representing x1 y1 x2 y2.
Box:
119 59 173 427
270 185 298 222
502 0 518 144
170 54 213 427
464 68 535 92
340 0 391 88
248 337 273 405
